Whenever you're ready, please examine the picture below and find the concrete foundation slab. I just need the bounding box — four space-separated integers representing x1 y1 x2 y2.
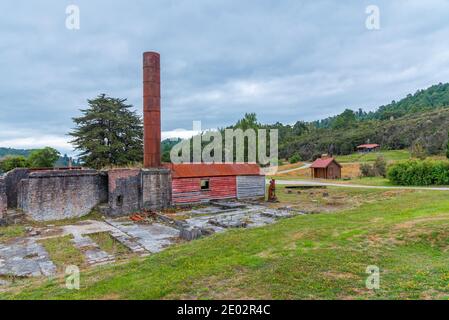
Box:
0 239 56 277
106 219 179 253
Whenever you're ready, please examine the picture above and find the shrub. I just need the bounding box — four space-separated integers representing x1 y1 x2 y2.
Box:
360 156 386 177
387 159 449 185
360 163 375 177
289 154 301 164
28 147 60 168
0 156 29 172
373 156 387 177
411 142 426 160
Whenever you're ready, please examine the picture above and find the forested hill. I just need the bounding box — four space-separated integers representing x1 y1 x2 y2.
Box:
313 83 449 128
0 148 33 158
274 82 449 160
228 82 449 161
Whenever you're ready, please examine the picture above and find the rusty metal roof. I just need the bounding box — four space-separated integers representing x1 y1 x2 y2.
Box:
356 144 380 149
310 158 341 169
165 163 263 178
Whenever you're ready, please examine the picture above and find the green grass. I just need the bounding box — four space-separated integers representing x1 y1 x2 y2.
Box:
335 150 411 163
337 177 394 186
2 187 449 299
89 232 131 258
0 225 26 242
39 236 85 272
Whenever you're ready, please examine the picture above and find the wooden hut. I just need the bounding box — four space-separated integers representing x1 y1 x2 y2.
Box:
310 157 342 179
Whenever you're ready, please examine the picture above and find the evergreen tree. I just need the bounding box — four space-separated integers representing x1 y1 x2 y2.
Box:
69 94 143 169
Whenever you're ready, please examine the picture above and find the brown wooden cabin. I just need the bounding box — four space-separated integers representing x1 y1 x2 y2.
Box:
310 156 342 179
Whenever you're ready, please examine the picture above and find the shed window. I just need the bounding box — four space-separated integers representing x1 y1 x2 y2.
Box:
200 179 210 190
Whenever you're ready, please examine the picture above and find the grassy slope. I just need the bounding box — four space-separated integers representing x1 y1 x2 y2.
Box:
2 187 449 300
335 150 411 163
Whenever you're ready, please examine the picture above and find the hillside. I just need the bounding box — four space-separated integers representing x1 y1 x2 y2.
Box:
280 108 449 160
274 83 449 160
0 148 34 158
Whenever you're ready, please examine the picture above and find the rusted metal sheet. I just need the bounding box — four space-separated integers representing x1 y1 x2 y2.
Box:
236 175 266 199
143 51 161 168
165 163 261 179
172 176 237 204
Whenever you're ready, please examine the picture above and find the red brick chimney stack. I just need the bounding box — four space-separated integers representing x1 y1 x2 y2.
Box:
143 51 161 168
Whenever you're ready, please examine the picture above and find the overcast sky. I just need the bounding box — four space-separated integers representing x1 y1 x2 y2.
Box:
1 0 449 155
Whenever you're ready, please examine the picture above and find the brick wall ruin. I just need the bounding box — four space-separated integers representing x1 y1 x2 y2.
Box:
141 168 172 210
18 170 108 221
0 177 7 218
107 168 172 216
108 169 142 217
4 168 30 209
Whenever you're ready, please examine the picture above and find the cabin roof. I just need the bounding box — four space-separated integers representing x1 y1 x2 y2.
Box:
310 158 342 169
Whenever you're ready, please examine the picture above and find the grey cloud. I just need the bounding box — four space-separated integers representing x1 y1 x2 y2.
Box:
1 0 449 155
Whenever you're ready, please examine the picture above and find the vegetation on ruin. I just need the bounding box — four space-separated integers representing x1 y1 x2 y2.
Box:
2 186 449 299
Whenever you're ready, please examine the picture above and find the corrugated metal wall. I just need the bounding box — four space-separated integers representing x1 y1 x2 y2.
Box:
236 175 266 199
172 176 236 204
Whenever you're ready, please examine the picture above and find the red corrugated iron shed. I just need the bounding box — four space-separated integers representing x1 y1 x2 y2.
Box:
164 163 263 204
165 163 262 178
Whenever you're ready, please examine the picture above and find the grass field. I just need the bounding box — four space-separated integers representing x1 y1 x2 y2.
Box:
335 150 411 163
2 186 449 300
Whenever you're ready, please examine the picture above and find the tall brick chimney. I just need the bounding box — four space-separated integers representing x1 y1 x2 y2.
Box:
143 51 161 168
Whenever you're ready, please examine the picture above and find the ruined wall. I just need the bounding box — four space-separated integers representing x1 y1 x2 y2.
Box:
4 168 30 208
236 175 266 200
18 170 108 221
0 177 7 218
108 169 141 217
141 168 172 210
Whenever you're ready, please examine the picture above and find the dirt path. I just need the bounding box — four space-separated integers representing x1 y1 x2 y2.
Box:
276 163 311 174
270 179 449 191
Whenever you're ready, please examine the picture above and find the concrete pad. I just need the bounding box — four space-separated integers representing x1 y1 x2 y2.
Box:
106 220 179 253
0 239 56 277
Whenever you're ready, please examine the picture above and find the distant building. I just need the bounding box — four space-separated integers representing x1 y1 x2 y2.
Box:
356 144 380 153
310 155 342 179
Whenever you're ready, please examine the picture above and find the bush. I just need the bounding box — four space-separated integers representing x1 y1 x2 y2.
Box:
373 156 387 177
0 156 29 172
387 160 449 185
28 147 60 168
289 154 301 164
360 156 387 177
360 163 375 177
